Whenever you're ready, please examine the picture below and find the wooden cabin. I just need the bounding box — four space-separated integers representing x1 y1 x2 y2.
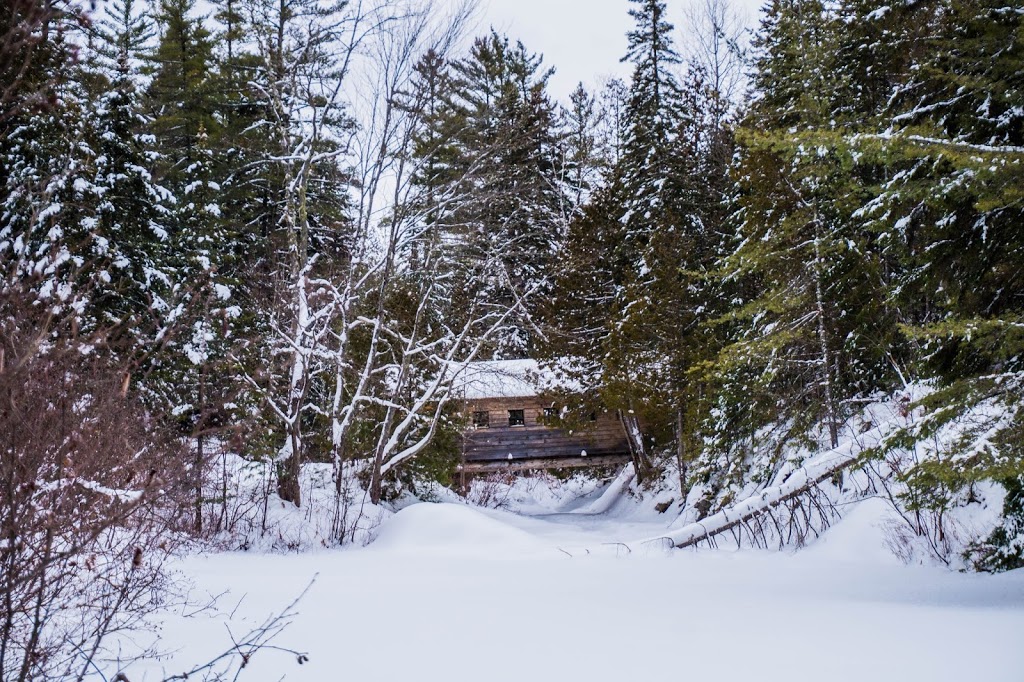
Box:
455 360 631 474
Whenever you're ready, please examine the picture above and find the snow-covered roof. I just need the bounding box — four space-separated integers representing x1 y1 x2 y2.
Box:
454 359 547 399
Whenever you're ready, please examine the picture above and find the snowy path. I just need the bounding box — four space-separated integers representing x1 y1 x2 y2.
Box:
148 500 1024 682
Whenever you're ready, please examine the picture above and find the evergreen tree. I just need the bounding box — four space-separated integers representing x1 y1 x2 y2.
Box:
402 48 464 274
615 0 691 265
164 129 247 532
3 0 194 372
86 0 154 82
147 0 218 181
688 0 899 509
138 0 249 481
205 0 279 325
433 31 568 357
856 0 1024 566
1 3 75 265
545 0 725 482
595 77 630 169
727 0 892 434
76 0 176 341
561 83 605 214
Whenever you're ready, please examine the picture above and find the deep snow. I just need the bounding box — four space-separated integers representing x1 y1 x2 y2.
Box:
139 488 1024 682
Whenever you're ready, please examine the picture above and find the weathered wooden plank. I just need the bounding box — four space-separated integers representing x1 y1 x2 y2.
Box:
462 437 626 450
462 438 622 454
464 439 626 451
464 437 626 450
458 454 631 474
467 424 625 436
463 438 625 450
463 446 628 461
458 395 632 470
464 428 626 443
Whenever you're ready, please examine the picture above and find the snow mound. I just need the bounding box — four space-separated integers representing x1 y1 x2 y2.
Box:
805 497 903 565
371 502 546 554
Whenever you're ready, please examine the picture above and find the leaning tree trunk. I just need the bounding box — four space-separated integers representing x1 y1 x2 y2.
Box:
367 377 402 506
676 407 689 502
275 136 314 506
277 276 310 507
811 217 840 449
619 402 654 484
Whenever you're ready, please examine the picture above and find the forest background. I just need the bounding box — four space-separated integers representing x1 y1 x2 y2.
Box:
2 0 1023 676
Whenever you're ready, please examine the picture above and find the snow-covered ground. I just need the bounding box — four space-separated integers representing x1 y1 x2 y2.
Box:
139 483 1024 682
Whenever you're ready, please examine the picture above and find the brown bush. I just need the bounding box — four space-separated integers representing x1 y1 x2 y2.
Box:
0 288 191 682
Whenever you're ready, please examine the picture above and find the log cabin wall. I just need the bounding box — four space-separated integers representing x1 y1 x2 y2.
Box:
461 396 630 463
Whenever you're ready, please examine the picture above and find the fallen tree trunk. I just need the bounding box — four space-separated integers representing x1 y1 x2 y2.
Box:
649 445 863 550
575 463 636 516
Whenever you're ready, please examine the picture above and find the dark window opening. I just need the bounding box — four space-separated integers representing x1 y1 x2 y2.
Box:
508 409 525 427
541 407 558 425
589 411 598 422
472 411 490 429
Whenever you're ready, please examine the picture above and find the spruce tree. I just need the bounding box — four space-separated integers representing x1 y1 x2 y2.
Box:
690 0 899 508
857 0 1024 566
86 0 154 81
147 0 217 179
545 0 726 482
78 0 175 341
402 48 464 275
561 83 605 214
436 31 568 357
1 6 120 330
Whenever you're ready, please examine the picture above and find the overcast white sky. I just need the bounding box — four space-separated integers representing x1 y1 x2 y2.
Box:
456 0 765 102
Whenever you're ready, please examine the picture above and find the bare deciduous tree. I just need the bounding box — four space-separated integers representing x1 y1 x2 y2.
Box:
235 0 546 515
0 282 190 682
682 0 748 126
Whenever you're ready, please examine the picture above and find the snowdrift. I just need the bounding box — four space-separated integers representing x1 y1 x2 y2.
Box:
371 502 547 554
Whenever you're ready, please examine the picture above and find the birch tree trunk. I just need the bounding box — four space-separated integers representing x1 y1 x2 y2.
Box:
619 401 654 484
811 217 840 449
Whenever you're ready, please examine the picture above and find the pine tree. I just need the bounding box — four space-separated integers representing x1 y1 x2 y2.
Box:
615 0 691 265
691 0 899 508
401 48 464 275
595 77 629 169
137 0 250 502
164 128 248 532
80 0 175 340
205 0 278 322
733 0 889 436
561 83 605 214
1 6 121 330
613 0 717 470
545 0 725 482
855 0 1024 566
437 31 568 357
147 0 218 180
870 0 1024 342
86 0 154 82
